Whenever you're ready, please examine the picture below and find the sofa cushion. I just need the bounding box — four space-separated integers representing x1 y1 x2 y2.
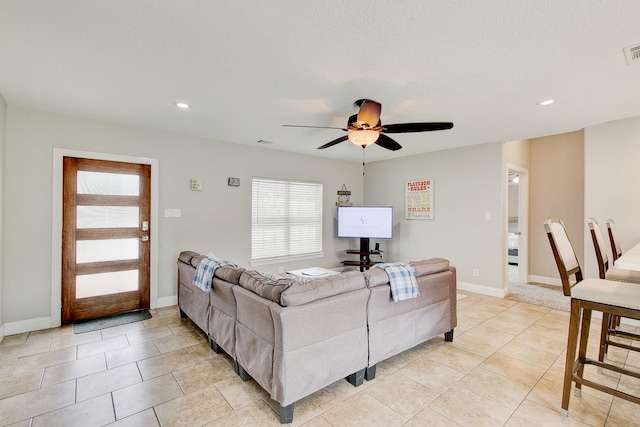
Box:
189 254 206 268
412 258 450 277
280 271 366 306
239 270 292 303
215 265 245 284
364 268 389 288
178 251 200 265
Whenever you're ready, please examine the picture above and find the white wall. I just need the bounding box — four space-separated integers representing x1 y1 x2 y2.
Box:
0 94 6 339
364 142 506 295
584 116 640 278
3 106 364 327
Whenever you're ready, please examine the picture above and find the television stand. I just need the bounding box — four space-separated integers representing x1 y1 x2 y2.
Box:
342 238 383 271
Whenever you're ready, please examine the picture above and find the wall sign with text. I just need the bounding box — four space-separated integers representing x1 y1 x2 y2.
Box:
405 179 434 220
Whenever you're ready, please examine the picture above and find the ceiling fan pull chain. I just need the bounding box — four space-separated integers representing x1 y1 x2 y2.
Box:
362 146 366 176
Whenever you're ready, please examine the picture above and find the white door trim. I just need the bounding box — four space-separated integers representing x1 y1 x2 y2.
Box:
51 148 159 327
506 164 529 284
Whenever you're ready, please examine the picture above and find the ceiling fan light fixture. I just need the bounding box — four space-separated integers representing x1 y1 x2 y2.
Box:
348 130 379 147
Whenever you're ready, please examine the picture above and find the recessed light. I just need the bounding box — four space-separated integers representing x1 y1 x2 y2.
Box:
537 99 555 106
174 102 191 109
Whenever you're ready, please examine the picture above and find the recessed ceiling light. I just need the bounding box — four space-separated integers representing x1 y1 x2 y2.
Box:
537 99 555 106
174 102 191 109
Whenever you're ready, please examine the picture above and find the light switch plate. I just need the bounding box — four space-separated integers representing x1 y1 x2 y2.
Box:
228 177 240 187
190 179 203 191
164 208 181 217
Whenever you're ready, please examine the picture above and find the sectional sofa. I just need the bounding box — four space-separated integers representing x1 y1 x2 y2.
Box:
177 251 457 423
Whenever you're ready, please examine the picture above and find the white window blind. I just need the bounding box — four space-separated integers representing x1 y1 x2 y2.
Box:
251 177 323 261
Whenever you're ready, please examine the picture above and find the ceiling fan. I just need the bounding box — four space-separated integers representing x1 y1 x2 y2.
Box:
283 99 454 151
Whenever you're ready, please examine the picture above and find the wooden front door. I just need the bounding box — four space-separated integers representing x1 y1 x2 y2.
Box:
62 157 151 323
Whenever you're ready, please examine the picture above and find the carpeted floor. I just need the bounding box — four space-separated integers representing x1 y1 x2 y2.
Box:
505 265 570 311
74 309 152 334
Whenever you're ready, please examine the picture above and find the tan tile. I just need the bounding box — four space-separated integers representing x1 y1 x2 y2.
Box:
137 348 195 380
6 419 32 427
399 357 464 394
504 399 591 426
511 329 567 355
49 330 102 351
482 312 537 335
0 333 29 347
125 325 173 345
186 341 218 363
403 407 462 427
424 344 485 374
77 362 142 402
155 384 233 426
607 397 640 427
429 385 513 426
41 353 106 387
480 353 546 387
105 340 160 369
77 334 130 359
26 325 75 342
0 380 75 425
321 392 406 427
154 330 203 353
173 356 237 394
0 339 51 362
299 416 333 427
468 297 517 314
103 408 159 427
112 373 184 419
462 324 516 348
498 341 558 369
100 320 146 340
31 393 115 426
0 358 16 377
365 373 438 418
527 379 610 427
506 302 552 316
215 375 270 410
456 367 531 410
0 369 43 399
204 399 283 426
12 346 77 375
450 331 501 358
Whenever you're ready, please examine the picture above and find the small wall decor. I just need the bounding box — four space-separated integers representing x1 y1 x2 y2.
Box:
405 179 433 219
336 184 352 206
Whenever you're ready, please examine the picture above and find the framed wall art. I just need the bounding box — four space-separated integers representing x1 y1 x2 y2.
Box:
405 179 434 219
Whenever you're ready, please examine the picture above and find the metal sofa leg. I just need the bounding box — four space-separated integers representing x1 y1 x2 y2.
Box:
279 403 294 424
444 329 454 342
346 368 365 387
179 308 187 319
237 364 252 381
209 338 223 354
365 365 377 381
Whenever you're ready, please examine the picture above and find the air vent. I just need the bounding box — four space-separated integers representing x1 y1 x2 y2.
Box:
624 44 640 65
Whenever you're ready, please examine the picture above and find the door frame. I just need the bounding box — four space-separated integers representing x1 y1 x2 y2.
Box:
505 164 529 285
52 148 159 328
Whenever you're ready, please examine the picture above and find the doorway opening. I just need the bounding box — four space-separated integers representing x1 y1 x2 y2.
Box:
506 165 529 286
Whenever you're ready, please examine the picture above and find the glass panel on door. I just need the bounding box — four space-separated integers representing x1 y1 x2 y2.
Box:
77 171 140 195
76 206 139 228
76 270 139 298
76 238 139 263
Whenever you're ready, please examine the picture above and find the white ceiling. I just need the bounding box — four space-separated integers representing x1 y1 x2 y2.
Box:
1 1 640 163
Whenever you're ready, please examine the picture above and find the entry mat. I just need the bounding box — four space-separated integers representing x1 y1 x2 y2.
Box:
74 309 152 334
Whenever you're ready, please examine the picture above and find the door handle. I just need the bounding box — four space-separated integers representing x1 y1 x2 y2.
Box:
141 235 149 242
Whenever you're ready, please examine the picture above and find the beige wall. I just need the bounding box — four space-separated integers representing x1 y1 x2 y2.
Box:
364 142 506 294
529 130 584 281
584 116 640 279
3 106 364 327
0 94 6 336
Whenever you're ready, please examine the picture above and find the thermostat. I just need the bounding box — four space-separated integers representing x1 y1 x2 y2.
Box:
190 179 203 191
228 177 240 187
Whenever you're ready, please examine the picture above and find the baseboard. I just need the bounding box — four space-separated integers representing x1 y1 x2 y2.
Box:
0 323 5 342
3 317 54 336
529 275 562 287
457 281 507 298
156 295 178 308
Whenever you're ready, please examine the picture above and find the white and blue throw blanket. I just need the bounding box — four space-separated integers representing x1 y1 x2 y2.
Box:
373 262 419 302
193 253 236 292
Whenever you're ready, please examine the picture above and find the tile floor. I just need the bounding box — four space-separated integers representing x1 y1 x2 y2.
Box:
1 292 639 426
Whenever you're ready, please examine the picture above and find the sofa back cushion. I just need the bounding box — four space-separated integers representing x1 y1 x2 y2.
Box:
412 258 450 277
280 271 366 306
214 266 245 284
239 270 292 304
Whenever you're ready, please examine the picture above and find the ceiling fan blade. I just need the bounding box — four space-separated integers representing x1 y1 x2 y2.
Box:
375 134 402 151
382 122 454 133
283 124 348 131
317 135 349 149
356 99 382 128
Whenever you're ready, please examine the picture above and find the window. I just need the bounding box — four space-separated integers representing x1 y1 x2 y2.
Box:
251 177 323 262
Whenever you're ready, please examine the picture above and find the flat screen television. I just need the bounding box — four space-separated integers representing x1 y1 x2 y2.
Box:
337 206 393 239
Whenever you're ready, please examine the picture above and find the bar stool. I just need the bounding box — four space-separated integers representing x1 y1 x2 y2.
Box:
544 218 640 416
587 217 640 361
606 218 623 262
